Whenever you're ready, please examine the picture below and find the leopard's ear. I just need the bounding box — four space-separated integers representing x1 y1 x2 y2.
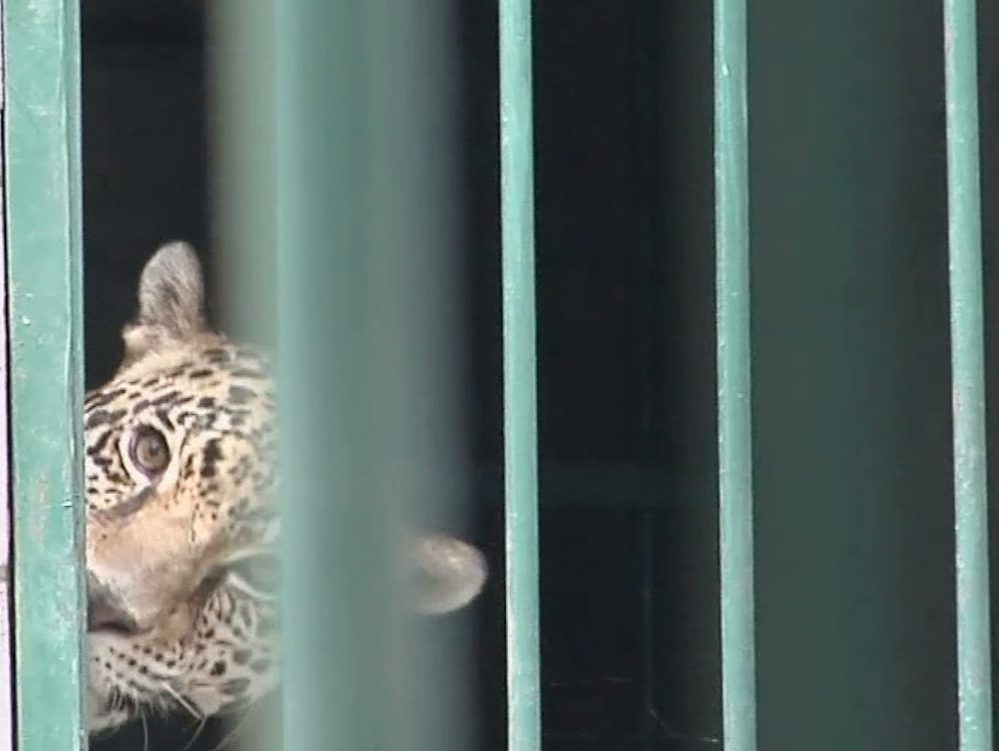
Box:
409 533 487 615
121 241 206 362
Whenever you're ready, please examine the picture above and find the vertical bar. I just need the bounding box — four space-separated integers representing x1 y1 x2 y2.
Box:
0 36 11 750
208 0 276 346
498 0 542 748
714 0 756 748
208 3 278 748
278 3 475 750
364 4 477 750
943 1 992 750
277 3 389 751
0 23 12 746
3 0 85 748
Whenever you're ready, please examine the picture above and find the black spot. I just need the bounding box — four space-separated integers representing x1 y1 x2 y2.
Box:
204 348 231 364
87 430 114 456
165 362 195 378
182 454 195 477
210 660 227 677
228 385 255 405
188 368 215 379
201 439 224 479
231 368 266 380
198 397 216 409
232 649 251 666
155 409 174 431
222 678 251 696
250 658 271 675
85 388 126 409
85 409 124 430
149 390 187 408
107 487 154 519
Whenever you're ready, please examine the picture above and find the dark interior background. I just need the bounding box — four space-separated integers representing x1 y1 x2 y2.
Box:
82 1 999 750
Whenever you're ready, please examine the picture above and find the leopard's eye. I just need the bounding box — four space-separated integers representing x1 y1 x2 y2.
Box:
130 427 170 476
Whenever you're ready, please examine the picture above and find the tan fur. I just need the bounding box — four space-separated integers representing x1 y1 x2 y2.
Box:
85 243 486 734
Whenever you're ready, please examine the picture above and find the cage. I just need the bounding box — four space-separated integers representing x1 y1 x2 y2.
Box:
2 1 999 751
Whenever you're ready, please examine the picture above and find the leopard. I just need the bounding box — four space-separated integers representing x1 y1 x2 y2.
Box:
85 241 487 734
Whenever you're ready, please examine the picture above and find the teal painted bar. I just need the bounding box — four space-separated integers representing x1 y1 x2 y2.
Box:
499 0 542 748
3 0 86 749
208 2 279 748
943 1 993 750
208 0 276 347
714 0 757 748
276 2 390 750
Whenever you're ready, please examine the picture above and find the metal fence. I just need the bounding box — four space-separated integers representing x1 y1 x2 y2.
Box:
0 0 994 750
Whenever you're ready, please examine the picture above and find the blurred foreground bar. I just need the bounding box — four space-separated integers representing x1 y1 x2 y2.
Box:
212 0 474 749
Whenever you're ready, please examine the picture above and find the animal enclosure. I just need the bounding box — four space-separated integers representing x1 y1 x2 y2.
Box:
3 1 999 751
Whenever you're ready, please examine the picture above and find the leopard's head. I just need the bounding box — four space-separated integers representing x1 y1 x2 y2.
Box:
85 242 487 732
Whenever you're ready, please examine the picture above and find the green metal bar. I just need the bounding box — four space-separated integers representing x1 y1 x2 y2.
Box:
276 3 474 749
943 1 992 750
714 0 756 749
3 0 86 748
276 3 390 751
499 0 542 748
208 0 276 347
364 7 477 750
208 2 279 748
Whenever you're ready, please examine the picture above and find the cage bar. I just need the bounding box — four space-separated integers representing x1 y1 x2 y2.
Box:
276 2 387 749
499 0 542 749
208 0 276 347
714 0 757 748
3 0 86 749
943 1 993 750
207 2 279 748
274 1 475 749
0 22 12 743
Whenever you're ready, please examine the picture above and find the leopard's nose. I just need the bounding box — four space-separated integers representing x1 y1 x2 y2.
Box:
86 572 141 634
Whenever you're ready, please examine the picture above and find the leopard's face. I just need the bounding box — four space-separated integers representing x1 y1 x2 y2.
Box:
85 243 487 733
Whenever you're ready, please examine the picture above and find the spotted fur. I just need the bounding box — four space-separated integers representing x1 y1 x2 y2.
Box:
85 242 486 734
